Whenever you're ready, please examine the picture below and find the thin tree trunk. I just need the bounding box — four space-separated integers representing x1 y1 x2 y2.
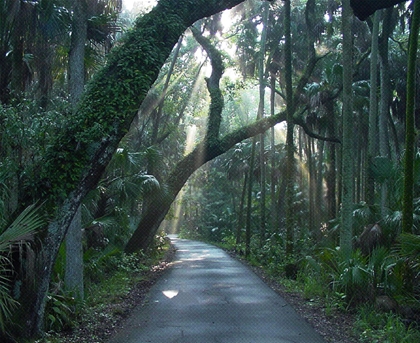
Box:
246 139 256 257
379 8 393 216
316 137 325 233
284 0 294 256
11 1 25 97
236 173 248 246
326 97 337 221
340 0 354 258
258 1 269 246
307 136 316 234
366 11 379 206
402 0 420 234
270 74 277 232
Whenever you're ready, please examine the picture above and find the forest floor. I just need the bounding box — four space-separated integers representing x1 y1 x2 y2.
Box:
46 240 359 343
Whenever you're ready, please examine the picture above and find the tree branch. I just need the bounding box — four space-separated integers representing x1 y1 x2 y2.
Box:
350 0 409 21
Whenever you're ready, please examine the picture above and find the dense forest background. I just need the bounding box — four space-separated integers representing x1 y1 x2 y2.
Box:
1 0 420 342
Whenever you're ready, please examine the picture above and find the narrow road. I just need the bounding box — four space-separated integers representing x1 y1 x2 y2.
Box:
108 235 327 343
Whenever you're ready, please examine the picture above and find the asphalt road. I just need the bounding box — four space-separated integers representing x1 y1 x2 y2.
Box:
107 235 327 343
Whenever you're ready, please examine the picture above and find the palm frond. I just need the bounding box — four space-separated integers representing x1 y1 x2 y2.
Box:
0 204 45 252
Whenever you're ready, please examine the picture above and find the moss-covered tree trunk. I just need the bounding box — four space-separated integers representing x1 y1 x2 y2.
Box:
25 0 249 338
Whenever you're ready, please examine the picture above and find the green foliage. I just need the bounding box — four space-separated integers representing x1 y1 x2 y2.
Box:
84 246 121 284
306 246 400 307
355 305 420 343
398 233 420 267
45 292 78 332
0 204 45 334
0 98 75 202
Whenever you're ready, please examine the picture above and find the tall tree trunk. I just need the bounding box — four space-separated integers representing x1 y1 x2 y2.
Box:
11 1 25 97
236 173 248 246
366 11 380 206
316 137 325 233
246 138 256 257
325 96 337 221
340 0 354 258
258 1 269 246
284 0 294 256
402 0 420 234
307 136 316 234
270 73 277 232
64 0 88 301
379 8 393 216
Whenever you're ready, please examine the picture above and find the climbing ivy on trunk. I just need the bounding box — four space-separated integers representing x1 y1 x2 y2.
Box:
23 0 248 338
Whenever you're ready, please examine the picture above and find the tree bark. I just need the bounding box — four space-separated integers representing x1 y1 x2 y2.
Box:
379 8 394 216
284 0 294 256
258 1 269 247
340 0 354 258
402 0 420 233
366 11 379 206
64 0 88 302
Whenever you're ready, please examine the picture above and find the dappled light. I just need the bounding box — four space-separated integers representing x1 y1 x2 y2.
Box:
162 290 179 299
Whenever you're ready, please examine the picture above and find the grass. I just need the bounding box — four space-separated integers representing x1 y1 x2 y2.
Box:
354 305 420 343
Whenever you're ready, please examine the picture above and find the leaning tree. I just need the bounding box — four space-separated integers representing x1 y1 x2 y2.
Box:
22 0 249 338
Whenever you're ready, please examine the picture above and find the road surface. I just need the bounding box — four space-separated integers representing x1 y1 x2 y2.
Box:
107 235 327 343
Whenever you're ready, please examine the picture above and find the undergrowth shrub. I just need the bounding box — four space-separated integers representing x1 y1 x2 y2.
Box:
355 305 420 343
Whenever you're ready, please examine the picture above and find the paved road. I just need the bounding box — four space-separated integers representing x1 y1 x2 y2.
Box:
108 235 327 343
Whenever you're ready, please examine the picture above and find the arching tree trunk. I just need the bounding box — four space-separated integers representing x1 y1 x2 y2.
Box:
24 0 248 338
124 0 327 254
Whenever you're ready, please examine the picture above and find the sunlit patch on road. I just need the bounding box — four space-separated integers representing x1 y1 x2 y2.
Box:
162 290 179 299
